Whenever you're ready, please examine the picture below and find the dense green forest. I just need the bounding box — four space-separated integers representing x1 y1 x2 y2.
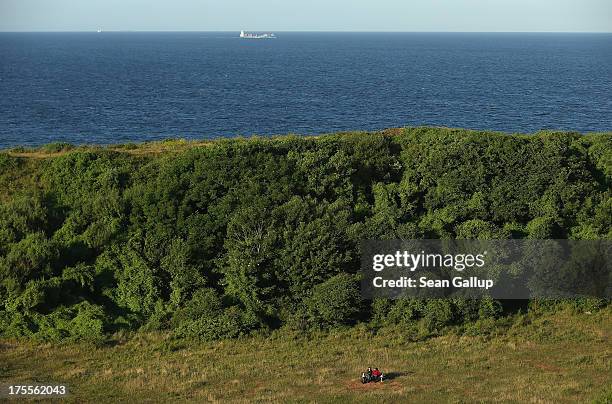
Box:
0 127 610 342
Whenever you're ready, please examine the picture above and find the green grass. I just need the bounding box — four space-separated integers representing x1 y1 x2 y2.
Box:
1 309 610 403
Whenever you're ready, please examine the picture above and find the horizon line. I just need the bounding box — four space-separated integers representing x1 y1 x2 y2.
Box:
1 29 611 34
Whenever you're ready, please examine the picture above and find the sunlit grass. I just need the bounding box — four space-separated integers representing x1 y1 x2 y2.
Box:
2 309 610 403
8 127 609 158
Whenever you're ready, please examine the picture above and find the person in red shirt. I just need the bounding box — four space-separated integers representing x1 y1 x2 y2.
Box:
371 368 383 381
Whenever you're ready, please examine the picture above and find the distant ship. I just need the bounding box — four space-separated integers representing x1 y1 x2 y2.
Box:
240 30 276 39
97 28 102 33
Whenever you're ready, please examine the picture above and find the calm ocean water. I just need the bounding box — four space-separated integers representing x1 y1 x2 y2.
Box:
0 32 610 148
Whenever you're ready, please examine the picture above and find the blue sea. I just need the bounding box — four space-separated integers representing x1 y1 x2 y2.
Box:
0 32 610 148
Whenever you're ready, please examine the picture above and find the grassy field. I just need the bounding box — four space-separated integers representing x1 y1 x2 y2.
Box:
1 308 610 403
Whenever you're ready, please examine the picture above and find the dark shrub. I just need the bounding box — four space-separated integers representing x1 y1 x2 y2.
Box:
305 273 361 328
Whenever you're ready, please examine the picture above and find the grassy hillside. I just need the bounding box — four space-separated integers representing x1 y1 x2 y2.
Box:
1 127 610 402
1 308 610 403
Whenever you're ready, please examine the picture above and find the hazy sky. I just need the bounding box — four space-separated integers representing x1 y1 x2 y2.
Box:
1 0 611 32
